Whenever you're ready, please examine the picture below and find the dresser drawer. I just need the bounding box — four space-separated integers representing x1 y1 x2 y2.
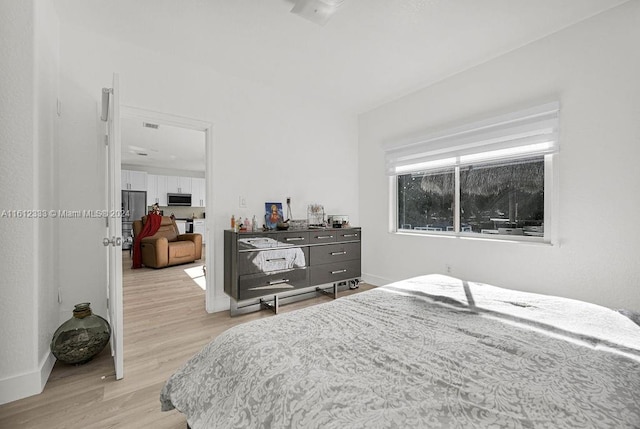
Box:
238 247 309 275
336 228 361 242
276 231 309 246
238 268 309 300
310 260 361 285
309 242 360 266
308 230 337 244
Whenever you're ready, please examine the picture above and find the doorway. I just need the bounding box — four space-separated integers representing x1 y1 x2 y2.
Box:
119 106 215 312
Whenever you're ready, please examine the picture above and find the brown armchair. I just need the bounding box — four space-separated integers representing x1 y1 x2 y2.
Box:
132 216 202 268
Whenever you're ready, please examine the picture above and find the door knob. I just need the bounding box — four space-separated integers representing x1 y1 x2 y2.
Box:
103 236 122 247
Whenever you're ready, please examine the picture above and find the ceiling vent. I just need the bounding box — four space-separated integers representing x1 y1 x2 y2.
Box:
143 122 159 129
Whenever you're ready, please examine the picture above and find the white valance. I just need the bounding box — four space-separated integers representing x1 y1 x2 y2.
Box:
384 101 560 175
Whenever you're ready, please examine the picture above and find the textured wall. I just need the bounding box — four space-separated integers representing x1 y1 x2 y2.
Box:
0 0 60 405
34 0 60 384
0 0 38 386
358 1 640 311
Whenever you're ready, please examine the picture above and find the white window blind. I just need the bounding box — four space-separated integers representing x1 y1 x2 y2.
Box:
384 102 560 175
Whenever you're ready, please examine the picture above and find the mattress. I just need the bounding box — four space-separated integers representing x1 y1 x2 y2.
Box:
160 274 640 428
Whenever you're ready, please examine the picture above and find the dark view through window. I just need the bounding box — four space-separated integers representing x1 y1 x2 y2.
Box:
398 170 455 232
398 156 545 237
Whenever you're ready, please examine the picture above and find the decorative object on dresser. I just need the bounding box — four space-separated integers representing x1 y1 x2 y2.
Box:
224 227 361 315
264 202 284 230
307 203 325 227
327 214 349 228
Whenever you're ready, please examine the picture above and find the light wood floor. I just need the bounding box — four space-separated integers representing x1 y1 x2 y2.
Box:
0 248 373 428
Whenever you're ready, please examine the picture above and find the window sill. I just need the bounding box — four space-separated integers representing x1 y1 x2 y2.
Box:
393 230 553 246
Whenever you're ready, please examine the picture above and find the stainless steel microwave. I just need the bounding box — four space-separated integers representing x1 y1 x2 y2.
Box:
167 193 192 206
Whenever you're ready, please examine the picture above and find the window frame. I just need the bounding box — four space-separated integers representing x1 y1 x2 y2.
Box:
385 102 560 245
390 153 556 244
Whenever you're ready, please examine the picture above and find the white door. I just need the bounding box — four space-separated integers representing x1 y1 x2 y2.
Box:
103 73 124 380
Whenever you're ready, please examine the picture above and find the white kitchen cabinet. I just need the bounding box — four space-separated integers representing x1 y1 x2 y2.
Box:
166 175 192 194
146 174 157 206
121 169 147 191
166 175 178 193
193 219 206 244
147 174 168 206
191 177 206 207
157 176 168 206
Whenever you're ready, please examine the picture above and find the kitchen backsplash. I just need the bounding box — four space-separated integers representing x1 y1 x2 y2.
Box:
150 206 205 219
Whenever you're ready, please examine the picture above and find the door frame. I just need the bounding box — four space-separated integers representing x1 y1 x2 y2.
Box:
120 105 215 312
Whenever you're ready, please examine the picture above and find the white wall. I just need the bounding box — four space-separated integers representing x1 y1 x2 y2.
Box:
0 0 59 404
34 0 60 396
56 21 359 316
359 1 640 311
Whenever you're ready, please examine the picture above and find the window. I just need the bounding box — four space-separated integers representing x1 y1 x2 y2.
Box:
398 169 455 232
386 102 558 241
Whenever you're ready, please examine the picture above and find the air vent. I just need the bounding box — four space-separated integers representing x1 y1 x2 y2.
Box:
143 122 159 129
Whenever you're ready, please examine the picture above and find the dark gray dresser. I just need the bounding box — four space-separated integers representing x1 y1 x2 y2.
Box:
224 228 361 314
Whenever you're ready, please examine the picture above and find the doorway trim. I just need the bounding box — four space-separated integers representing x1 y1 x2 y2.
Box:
120 105 216 312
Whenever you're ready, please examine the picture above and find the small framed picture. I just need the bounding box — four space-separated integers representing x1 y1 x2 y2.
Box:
265 202 284 230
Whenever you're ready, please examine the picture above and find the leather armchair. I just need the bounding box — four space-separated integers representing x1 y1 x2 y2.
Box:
133 216 202 268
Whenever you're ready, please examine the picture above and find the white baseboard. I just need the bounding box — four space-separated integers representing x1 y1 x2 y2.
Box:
361 273 392 287
0 351 56 405
211 293 231 313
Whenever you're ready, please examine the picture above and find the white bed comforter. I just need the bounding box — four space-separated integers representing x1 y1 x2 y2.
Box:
160 275 640 428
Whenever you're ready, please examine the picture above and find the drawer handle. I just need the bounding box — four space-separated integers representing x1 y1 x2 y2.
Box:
342 234 358 238
285 237 305 241
268 279 290 285
331 251 347 256
317 235 334 239
331 269 348 275
266 258 287 262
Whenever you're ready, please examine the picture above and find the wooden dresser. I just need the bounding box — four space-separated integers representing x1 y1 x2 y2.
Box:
224 227 361 315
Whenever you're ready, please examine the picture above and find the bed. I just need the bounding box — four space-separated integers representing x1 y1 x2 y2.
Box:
160 274 640 428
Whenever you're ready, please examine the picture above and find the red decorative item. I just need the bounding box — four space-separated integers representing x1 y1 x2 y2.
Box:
132 213 162 268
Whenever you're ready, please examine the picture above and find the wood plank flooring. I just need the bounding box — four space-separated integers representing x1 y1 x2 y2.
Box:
0 247 373 428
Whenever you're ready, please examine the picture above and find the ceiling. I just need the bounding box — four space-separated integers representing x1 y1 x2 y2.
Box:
120 117 205 172
54 0 628 171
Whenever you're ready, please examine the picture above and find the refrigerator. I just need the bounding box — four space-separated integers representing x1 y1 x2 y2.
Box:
122 190 147 250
